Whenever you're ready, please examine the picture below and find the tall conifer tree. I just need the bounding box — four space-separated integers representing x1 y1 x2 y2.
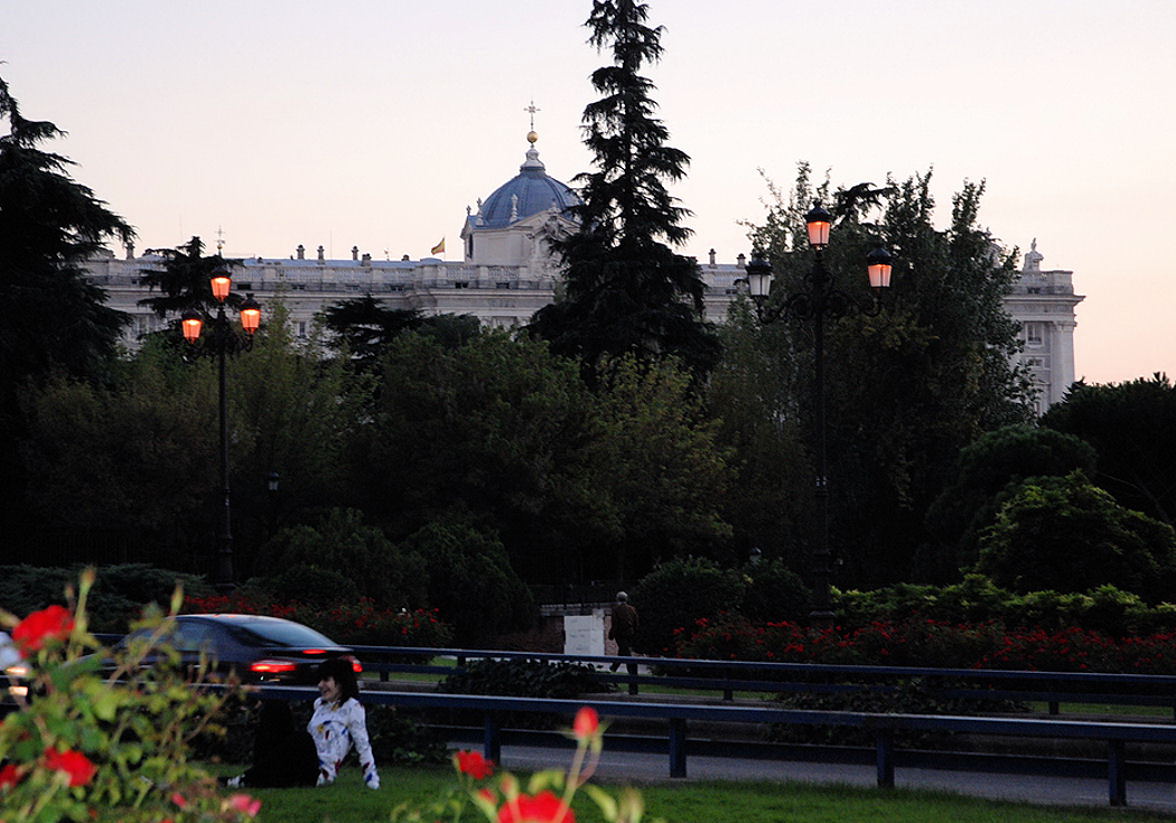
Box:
529 0 718 376
1 76 134 550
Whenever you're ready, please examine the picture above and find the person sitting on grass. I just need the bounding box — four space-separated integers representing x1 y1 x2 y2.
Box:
226 658 379 790
308 657 380 790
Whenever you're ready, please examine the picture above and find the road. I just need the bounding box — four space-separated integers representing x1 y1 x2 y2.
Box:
487 743 1176 815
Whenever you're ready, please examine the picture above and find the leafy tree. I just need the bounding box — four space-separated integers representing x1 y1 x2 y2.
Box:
707 299 812 574
1041 373 1176 528
923 424 1097 579
223 302 372 567
348 331 609 581
17 309 369 574
975 470 1176 601
1 76 134 551
528 0 719 376
585 355 734 580
17 339 218 568
744 165 1034 588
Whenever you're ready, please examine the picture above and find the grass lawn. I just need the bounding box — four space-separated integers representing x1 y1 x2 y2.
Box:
240 764 1168 822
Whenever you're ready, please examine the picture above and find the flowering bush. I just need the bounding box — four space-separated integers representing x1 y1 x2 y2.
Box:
0 569 261 823
183 592 453 647
392 707 657 823
675 613 1176 674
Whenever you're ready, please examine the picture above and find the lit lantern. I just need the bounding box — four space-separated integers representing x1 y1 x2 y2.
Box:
239 294 262 335
181 309 203 343
866 246 894 289
804 203 832 249
210 267 232 303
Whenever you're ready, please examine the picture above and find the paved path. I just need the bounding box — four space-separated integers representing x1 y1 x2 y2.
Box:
489 744 1176 815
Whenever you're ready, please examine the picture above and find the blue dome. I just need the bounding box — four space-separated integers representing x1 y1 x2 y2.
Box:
476 144 579 229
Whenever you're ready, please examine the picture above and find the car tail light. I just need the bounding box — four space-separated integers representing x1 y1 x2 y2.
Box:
302 649 327 655
250 660 298 674
344 654 362 674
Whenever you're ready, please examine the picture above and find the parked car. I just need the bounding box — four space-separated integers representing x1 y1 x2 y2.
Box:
119 614 361 685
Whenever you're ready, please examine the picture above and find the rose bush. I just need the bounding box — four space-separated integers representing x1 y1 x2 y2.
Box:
674 613 1176 673
0 570 261 823
392 707 655 823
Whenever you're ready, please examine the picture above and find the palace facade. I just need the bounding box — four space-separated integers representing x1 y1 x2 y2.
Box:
83 134 1083 411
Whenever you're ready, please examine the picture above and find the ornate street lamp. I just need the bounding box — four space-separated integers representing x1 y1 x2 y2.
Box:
180 263 262 592
745 204 893 625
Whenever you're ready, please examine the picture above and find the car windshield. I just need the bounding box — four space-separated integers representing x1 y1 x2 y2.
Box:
227 620 339 648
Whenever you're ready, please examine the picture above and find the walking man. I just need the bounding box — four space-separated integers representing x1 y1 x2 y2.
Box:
608 591 639 694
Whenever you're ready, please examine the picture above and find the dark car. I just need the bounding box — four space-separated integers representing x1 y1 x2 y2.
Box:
120 614 361 684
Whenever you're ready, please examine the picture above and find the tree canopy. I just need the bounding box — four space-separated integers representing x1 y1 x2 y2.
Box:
1 76 135 551
975 470 1176 601
528 0 719 376
1041 373 1176 529
742 165 1035 586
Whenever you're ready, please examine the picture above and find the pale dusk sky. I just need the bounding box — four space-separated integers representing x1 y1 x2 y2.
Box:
4 0 1173 385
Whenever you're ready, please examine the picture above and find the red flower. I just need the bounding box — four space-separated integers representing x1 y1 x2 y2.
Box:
572 707 599 741
455 750 494 780
13 605 74 653
171 792 188 808
498 790 575 823
228 793 262 817
0 763 22 789
42 747 97 787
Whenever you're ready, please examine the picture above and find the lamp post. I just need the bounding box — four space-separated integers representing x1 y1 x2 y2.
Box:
744 203 893 625
180 264 261 592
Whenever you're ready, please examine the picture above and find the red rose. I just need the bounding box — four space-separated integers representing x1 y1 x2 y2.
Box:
0 763 23 789
228 793 262 817
498 790 574 823
13 605 74 653
455 750 494 780
573 706 599 741
42 747 97 787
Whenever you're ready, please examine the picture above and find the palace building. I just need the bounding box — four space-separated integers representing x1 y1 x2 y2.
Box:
83 133 1082 411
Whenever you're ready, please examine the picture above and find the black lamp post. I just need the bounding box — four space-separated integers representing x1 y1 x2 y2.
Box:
180 264 261 592
744 203 893 625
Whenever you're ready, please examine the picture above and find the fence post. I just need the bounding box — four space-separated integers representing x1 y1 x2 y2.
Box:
875 729 894 788
483 714 501 765
1107 739 1126 806
669 718 687 778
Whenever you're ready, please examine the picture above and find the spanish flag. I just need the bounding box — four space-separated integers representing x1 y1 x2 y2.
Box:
430 237 446 255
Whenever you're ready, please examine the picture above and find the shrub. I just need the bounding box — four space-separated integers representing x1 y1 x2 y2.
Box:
0 564 210 633
400 521 534 647
253 508 427 608
261 563 361 608
437 659 611 729
633 557 745 656
740 559 812 623
0 571 258 822
975 471 1176 601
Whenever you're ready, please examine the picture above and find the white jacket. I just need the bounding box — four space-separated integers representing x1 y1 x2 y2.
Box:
308 696 379 789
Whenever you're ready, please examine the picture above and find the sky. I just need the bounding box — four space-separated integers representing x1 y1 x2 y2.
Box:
4 0 1174 385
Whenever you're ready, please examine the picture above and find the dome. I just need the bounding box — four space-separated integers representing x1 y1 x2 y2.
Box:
475 138 580 229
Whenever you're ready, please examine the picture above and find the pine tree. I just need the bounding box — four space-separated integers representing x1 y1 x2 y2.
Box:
529 0 718 376
1 75 134 551
0 77 134 386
